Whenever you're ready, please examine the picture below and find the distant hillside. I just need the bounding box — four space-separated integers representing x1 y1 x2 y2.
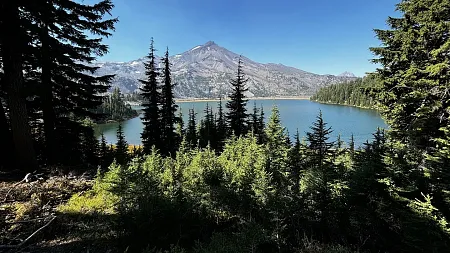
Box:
310 76 378 108
93 41 357 98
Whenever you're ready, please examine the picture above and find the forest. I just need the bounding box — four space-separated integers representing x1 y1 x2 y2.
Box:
92 88 139 123
1 0 450 252
310 76 377 108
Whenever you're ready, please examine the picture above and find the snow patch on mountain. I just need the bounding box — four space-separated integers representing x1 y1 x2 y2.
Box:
93 41 357 97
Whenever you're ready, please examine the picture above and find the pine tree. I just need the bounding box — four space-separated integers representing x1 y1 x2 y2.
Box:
288 130 304 194
0 1 38 171
250 102 260 134
304 110 337 233
115 123 129 165
99 133 109 172
160 47 179 156
336 134 344 149
349 133 355 154
226 56 249 137
81 119 99 167
139 38 161 154
32 0 116 166
257 105 266 144
186 109 197 148
199 104 216 149
265 106 289 194
216 98 227 150
368 1 450 211
175 110 184 147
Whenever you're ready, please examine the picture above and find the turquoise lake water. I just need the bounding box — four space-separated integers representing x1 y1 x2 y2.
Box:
95 99 387 148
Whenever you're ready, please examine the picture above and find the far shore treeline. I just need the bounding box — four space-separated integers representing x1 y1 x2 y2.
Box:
1 0 450 252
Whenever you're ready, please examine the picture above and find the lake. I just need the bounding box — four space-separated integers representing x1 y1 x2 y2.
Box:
95 99 387 148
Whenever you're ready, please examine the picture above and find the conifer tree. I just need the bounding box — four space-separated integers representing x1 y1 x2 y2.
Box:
186 109 197 148
349 134 355 154
139 38 161 154
250 102 260 134
115 123 129 165
199 104 216 149
265 106 289 194
216 98 227 150
304 111 337 232
99 133 109 172
175 110 184 146
81 119 99 167
288 130 304 194
0 1 38 170
336 134 344 149
32 0 117 166
160 47 179 156
369 0 450 203
257 105 266 144
226 56 249 137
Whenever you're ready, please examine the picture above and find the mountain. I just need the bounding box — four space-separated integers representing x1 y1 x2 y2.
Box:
338 71 357 78
93 41 357 98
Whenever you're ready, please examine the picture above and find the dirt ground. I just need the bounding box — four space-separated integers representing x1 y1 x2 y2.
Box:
0 172 118 253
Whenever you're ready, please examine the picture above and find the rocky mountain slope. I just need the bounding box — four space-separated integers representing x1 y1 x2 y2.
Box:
93 41 357 98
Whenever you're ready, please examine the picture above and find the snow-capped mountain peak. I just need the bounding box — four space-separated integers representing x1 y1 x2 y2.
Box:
92 41 357 98
338 71 357 78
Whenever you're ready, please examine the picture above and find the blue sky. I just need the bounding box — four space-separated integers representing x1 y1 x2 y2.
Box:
93 0 399 77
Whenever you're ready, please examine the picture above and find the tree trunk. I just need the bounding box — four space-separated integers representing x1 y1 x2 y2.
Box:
0 100 14 169
1 1 38 171
40 24 57 165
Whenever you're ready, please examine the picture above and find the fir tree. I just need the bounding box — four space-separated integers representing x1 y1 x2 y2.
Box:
369 0 450 203
257 105 266 144
99 133 109 172
199 104 216 149
0 1 38 171
250 102 260 134
139 38 161 154
349 133 355 154
160 47 179 156
226 56 249 137
186 109 197 148
336 134 344 149
33 0 117 166
216 98 227 150
115 123 128 165
265 106 289 194
288 130 304 194
175 110 184 147
304 110 337 233
81 119 99 167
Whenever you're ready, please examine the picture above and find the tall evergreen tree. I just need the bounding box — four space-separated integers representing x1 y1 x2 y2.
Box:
139 38 161 154
369 0 450 203
0 1 38 171
257 105 266 144
349 134 355 154
175 110 184 146
99 133 110 172
288 130 304 194
186 109 197 148
160 47 179 156
304 111 337 233
226 56 249 137
250 102 260 134
115 123 129 165
216 98 227 150
199 104 216 149
265 106 289 194
32 0 116 166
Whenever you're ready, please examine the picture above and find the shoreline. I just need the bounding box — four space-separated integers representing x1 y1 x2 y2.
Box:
126 96 311 105
310 100 376 110
175 96 311 103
